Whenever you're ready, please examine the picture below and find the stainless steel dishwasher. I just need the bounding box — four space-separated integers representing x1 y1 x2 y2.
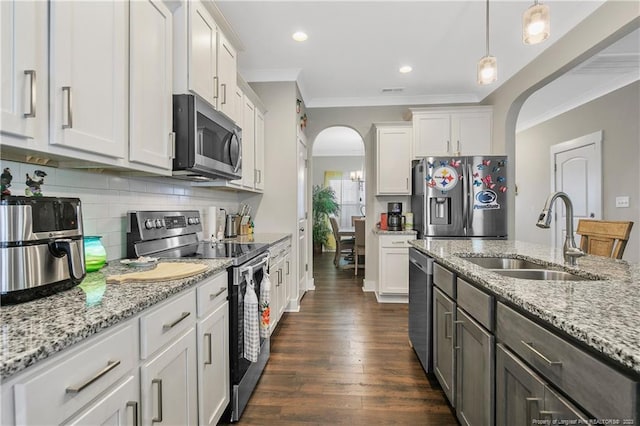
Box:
408 247 433 374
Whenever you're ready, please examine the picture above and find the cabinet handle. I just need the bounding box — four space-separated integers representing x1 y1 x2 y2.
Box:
169 132 176 159
254 169 258 185
65 360 121 393
521 340 562 367
286 261 290 275
525 397 542 423
24 70 36 118
391 241 406 245
162 311 190 331
406 177 409 190
539 411 554 421
210 287 226 300
257 169 262 184
62 86 73 129
454 320 464 324
152 379 163 423
221 83 227 105
446 140 450 153
444 312 452 339
213 76 219 99
456 140 460 153
127 401 139 426
204 333 213 365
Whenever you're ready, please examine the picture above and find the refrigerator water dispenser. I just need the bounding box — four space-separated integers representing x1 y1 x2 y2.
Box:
430 197 451 225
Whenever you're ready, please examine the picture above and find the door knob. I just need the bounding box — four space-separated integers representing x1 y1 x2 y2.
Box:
299 227 305 232
589 213 595 218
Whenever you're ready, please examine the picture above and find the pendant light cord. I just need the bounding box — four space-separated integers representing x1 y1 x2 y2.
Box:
485 0 490 56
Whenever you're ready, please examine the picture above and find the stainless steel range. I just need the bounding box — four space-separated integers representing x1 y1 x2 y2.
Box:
126 210 270 422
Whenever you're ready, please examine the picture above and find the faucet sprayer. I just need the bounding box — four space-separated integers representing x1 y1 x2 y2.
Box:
536 192 584 266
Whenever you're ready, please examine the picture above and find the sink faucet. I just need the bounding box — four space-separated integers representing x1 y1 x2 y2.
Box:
536 191 584 266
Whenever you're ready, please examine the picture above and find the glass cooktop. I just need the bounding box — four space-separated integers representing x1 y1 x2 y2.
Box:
157 241 269 266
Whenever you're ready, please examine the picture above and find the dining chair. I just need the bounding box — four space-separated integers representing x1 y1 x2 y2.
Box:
351 215 365 226
576 219 634 259
354 219 366 276
329 216 355 267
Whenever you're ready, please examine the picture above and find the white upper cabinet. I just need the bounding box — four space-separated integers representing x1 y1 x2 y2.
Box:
254 109 265 191
217 32 237 120
188 0 217 107
241 97 255 188
129 0 173 171
411 107 493 157
0 0 47 144
49 0 128 158
376 123 412 195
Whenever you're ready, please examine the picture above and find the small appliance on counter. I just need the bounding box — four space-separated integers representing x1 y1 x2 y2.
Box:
387 202 405 231
225 213 239 238
0 196 86 304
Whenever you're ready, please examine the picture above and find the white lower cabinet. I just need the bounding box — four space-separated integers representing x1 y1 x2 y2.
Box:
378 234 412 295
269 238 292 333
141 327 198 426
197 299 230 426
64 374 139 426
433 287 456 405
1 271 230 426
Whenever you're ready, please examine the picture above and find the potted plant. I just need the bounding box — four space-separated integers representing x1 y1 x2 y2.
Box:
312 185 340 254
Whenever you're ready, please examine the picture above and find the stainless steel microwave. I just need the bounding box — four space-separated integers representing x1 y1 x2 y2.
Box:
172 94 242 181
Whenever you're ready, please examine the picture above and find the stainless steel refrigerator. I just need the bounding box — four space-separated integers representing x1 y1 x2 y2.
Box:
411 156 508 239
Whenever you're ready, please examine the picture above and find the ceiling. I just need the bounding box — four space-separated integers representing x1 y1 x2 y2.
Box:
217 0 607 108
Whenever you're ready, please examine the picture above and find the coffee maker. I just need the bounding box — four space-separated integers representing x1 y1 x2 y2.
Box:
0 196 86 304
387 202 404 231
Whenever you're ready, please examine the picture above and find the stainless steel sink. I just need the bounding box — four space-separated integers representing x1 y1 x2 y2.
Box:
463 257 546 270
492 269 597 281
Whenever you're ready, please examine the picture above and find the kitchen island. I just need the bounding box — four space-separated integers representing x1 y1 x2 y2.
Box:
410 238 639 423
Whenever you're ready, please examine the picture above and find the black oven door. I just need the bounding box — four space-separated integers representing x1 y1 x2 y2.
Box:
229 257 268 384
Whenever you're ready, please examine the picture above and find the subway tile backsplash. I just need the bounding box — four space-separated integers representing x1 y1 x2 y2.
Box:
1 160 240 261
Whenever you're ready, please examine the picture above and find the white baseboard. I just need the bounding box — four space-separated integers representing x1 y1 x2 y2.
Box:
362 279 375 292
307 277 315 291
374 291 408 304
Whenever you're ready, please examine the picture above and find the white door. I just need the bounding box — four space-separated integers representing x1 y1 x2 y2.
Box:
255 110 265 190
551 131 602 249
49 0 128 158
376 126 411 195
298 137 308 300
413 113 451 156
217 32 237 118
242 97 255 188
129 0 173 170
1 0 46 141
188 0 216 107
141 328 198 426
65 375 138 426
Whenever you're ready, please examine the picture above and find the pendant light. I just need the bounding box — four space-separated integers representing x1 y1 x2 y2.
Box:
523 0 550 45
477 0 497 85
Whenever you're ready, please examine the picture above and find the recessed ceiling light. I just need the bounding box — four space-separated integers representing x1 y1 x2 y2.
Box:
399 65 413 74
292 31 308 42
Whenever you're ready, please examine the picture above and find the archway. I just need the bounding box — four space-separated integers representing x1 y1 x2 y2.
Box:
311 126 366 269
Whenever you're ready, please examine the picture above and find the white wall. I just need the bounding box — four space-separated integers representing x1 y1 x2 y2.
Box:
0 159 240 261
312 156 364 187
516 81 640 262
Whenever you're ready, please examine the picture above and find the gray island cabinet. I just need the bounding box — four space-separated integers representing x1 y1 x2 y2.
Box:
410 239 640 426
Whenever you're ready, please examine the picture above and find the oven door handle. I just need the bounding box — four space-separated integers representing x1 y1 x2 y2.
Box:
239 255 269 277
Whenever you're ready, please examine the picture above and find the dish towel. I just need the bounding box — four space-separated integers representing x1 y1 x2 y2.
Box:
259 270 271 338
243 275 260 362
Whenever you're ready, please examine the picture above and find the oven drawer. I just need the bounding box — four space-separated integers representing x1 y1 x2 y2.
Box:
496 302 638 420
140 289 197 359
196 271 228 317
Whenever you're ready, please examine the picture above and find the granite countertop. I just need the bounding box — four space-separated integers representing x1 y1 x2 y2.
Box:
373 228 418 235
408 239 640 376
220 233 292 245
0 258 231 381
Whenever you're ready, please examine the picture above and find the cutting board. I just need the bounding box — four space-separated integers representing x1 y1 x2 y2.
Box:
107 262 209 284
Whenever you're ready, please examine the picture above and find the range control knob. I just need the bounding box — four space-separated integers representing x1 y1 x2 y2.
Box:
144 219 154 230
194 217 200 224
155 219 163 228
188 217 196 225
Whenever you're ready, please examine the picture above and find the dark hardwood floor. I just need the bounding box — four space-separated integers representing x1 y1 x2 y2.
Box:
232 252 458 425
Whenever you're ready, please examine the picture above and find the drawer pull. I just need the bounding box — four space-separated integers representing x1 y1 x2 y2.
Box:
525 397 542 422
391 241 407 245
152 379 163 423
65 360 121 394
162 312 191 331
444 312 452 339
210 287 226 300
204 333 212 365
127 401 139 426
521 340 563 367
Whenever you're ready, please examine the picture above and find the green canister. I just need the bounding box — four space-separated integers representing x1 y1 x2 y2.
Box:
84 235 107 272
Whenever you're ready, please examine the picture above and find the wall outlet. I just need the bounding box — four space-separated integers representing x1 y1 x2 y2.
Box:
615 196 630 208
